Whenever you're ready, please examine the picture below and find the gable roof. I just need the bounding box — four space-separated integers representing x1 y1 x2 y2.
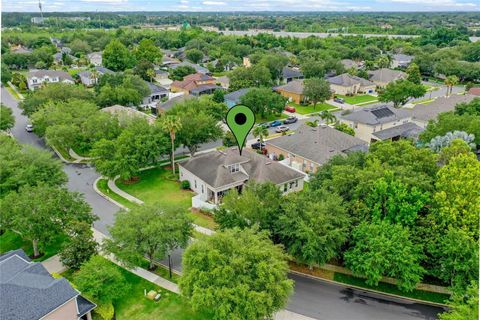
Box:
393 53 414 62
95 66 114 75
27 70 74 82
146 82 169 95
340 59 361 69
327 73 374 87
368 68 406 83
282 66 303 79
340 105 411 125
411 94 477 122
372 122 423 140
224 88 251 104
274 79 304 95
171 73 215 91
157 94 194 112
267 124 368 166
179 148 304 189
0 249 95 320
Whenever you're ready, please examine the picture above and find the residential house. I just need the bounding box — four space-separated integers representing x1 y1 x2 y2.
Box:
102 105 156 125
50 37 63 48
368 68 406 87
339 105 422 143
170 73 218 95
179 148 304 208
266 124 368 174
215 75 230 89
224 88 252 108
411 94 477 128
392 54 414 68
0 249 96 320
156 94 194 114
161 56 181 67
77 67 113 87
53 52 78 65
87 52 102 66
327 73 376 95
274 79 304 104
27 70 74 91
143 82 169 105
340 59 363 70
170 61 210 75
281 66 304 84
10 45 32 54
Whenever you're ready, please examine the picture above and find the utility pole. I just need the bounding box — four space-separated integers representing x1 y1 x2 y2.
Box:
38 0 44 19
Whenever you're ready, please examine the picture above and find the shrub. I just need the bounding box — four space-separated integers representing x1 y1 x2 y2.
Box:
278 154 285 161
181 180 190 190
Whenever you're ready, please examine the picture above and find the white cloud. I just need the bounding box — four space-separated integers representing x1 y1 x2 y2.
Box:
202 1 227 5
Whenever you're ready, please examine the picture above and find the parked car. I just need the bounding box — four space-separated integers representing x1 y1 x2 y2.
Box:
257 122 269 129
275 125 290 133
25 124 34 132
251 141 266 150
283 116 298 124
270 120 282 127
334 97 345 104
285 105 296 113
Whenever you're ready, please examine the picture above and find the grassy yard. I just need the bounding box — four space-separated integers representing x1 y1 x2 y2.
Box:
333 273 449 304
336 94 378 105
63 257 211 320
0 230 67 262
115 167 217 230
97 178 139 210
287 102 336 115
6 85 22 100
255 113 288 123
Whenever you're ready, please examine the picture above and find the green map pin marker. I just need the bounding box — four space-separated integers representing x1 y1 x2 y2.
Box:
226 104 255 155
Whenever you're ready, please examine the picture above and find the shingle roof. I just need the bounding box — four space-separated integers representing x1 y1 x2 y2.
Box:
224 88 251 104
393 54 414 62
368 68 406 83
372 122 423 140
411 94 477 122
189 84 222 94
340 105 411 125
327 73 375 87
0 250 79 320
179 148 304 189
95 66 114 74
146 82 169 94
274 79 304 95
340 59 359 69
267 124 368 165
170 61 209 74
27 70 74 82
282 67 303 79
157 95 194 112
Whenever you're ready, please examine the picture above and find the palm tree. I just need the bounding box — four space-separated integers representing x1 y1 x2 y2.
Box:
252 125 269 151
160 115 182 175
90 68 99 86
146 68 156 83
305 119 319 127
444 75 459 97
319 110 336 125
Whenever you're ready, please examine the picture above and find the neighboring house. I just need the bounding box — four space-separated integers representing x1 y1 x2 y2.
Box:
327 73 376 95
87 52 102 66
27 70 74 91
274 79 304 104
94 66 114 75
215 75 230 89
10 45 32 54
170 61 210 75
76 67 113 87
0 249 96 320
61 47 72 55
143 82 169 105
189 84 223 97
340 59 363 70
50 37 63 48
154 69 169 81
53 52 78 65
467 87 480 96
339 105 422 143
392 54 414 68
156 94 194 114
179 148 304 207
411 94 477 128
281 66 304 84
170 73 217 95
161 56 181 67
102 105 156 125
224 88 252 108
266 124 368 174
368 68 406 87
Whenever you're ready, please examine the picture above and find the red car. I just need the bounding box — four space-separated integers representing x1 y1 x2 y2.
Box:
285 105 296 113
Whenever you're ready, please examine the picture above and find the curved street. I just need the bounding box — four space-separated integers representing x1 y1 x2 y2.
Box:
2 86 445 320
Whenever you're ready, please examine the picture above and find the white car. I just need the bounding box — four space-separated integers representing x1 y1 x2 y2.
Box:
25 124 34 132
275 125 289 133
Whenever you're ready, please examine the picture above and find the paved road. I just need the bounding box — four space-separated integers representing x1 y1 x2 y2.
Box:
2 86 445 320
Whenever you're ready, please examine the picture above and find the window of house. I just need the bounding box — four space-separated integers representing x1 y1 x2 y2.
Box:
201 185 204 193
290 181 295 189
284 183 288 192
230 163 240 173
194 180 197 188
295 180 298 188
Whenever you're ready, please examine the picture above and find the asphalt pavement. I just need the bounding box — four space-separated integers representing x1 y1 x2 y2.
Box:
1 86 445 320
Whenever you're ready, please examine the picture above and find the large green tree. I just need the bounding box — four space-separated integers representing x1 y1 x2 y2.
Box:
135 38 162 64
240 87 285 118
102 39 134 71
0 104 15 131
59 221 98 270
229 65 272 91
104 204 192 270
378 79 426 108
303 78 331 109
406 63 421 84
439 281 479 320
180 228 293 320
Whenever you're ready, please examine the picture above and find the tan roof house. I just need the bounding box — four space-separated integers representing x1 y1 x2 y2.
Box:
170 73 219 96
266 124 368 174
274 79 305 104
368 68 406 87
327 73 376 95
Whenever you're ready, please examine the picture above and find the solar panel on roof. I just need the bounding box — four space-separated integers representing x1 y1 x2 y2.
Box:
371 108 395 118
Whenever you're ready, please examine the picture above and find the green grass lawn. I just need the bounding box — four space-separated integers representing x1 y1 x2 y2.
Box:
97 178 140 210
287 102 336 115
255 113 288 123
0 230 67 262
333 273 450 304
63 257 211 320
115 167 217 230
336 94 378 105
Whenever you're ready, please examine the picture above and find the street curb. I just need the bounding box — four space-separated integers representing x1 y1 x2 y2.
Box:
288 270 448 308
93 176 130 211
50 145 75 164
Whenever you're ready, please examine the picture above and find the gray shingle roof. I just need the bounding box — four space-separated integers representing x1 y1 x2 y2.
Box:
282 67 303 80
368 68 406 83
157 95 194 112
340 105 411 125
393 54 414 62
267 124 368 165
189 84 222 95
224 88 251 104
27 70 74 82
274 79 304 94
146 82 169 94
372 122 423 140
327 73 374 87
180 148 304 189
95 66 114 74
411 94 477 122
340 59 359 69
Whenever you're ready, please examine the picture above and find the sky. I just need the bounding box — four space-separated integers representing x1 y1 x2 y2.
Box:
2 0 479 12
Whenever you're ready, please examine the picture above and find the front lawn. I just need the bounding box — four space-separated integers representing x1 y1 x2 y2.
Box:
63 257 211 320
287 102 336 115
0 230 67 262
336 94 378 105
255 113 288 123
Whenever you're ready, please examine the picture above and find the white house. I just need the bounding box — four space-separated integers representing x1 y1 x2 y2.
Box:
327 73 376 95
27 70 74 91
87 52 103 66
